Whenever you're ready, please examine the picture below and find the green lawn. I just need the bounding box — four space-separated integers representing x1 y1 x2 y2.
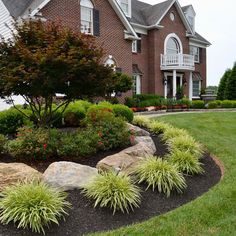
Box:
92 112 236 236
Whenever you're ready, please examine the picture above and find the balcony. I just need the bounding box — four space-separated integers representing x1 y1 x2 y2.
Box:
161 54 195 71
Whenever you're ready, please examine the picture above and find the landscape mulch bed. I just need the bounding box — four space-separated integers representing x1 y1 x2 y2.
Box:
0 134 222 236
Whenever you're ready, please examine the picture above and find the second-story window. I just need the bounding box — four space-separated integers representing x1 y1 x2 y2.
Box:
80 0 94 35
190 46 200 63
132 40 137 53
120 0 129 15
166 37 180 54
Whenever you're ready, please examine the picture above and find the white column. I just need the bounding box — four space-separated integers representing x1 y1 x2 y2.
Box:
180 76 183 87
189 71 193 101
164 76 167 99
173 70 177 99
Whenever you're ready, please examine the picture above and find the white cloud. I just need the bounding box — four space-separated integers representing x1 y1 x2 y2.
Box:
140 0 236 85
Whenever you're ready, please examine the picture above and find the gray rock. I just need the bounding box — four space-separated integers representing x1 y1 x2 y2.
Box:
134 136 156 154
127 123 150 136
43 162 98 191
0 163 42 191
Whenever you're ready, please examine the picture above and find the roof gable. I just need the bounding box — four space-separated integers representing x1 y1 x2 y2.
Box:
2 0 34 18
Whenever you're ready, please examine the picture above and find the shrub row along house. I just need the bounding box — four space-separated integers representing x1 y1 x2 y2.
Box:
0 0 210 101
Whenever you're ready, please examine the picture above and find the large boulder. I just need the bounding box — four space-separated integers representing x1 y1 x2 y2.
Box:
97 141 155 174
97 152 143 174
134 136 156 154
43 162 98 191
0 163 42 191
127 123 150 136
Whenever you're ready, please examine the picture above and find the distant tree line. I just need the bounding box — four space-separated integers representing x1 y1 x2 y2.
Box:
217 63 236 100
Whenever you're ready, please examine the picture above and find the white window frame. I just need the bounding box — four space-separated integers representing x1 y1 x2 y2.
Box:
192 80 201 98
117 0 131 17
80 0 94 35
190 46 200 63
133 74 141 95
164 33 183 55
132 40 137 53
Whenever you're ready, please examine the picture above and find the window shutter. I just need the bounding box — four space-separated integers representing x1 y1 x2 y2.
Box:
93 9 100 37
116 67 122 73
199 48 202 63
137 40 141 53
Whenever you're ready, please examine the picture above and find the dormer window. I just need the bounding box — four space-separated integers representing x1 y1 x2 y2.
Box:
117 0 131 18
80 0 94 35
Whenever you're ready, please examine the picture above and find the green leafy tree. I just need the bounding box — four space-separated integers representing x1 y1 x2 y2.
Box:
217 69 231 100
0 20 114 126
225 63 236 100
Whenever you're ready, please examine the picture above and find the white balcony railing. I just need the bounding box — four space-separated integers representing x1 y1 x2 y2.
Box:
161 54 195 71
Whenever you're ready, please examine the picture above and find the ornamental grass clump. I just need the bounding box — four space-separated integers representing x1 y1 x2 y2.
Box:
82 172 141 214
168 150 204 175
132 116 150 128
135 156 186 197
161 126 189 142
149 120 171 134
0 180 71 234
167 135 204 159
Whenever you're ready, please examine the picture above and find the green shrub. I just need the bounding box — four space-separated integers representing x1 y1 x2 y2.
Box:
134 94 162 101
87 107 131 150
149 120 170 134
178 98 191 107
124 97 139 108
0 180 71 234
191 100 205 109
0 108 26 135
63 102 86 127
135 156 186 197
221 100 233 108
57 129 99 157
0 135 7 153
6 127 58 160
215 100 222 106
208 101 218 109
132 116 150 128
112 104 134 122
167 135 204 159
168 150 204 175
232 101 236 108
161 127 189 142
82 172 141 214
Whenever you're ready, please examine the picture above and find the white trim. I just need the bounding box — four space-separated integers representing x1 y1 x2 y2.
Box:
117 0 132 18
189 41 207 49
164 33 183 54
189 36 211 46
155 0 194 35
29 0 51 17
164 72 183 99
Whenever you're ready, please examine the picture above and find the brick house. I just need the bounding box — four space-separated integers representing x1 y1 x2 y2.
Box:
0 0 210 100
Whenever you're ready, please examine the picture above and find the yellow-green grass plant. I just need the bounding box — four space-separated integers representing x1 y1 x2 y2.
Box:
132 116 151 128
135 156 186 197
82 171 141 214
0 180 71 234
161 126 189 142
168 149 204 175
167 135 204 159
149 120 171 134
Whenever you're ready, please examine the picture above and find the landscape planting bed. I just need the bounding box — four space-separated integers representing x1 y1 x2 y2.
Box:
0 134 222 236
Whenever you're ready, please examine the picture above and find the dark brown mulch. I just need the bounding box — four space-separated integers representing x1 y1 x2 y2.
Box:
0 135 222 236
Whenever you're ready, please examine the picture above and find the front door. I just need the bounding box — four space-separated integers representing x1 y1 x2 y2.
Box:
167 76 181 98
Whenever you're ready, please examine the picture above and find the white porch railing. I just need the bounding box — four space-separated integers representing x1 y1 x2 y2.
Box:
161 54 195 71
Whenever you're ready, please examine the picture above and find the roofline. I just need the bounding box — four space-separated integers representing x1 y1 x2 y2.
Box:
155 0 194 35
28 0 138 39
131 22 164 30
189 37 211 46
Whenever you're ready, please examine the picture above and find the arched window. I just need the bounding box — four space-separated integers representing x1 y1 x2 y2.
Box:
104 55 116 70
80 0 94 34
166 37 180 54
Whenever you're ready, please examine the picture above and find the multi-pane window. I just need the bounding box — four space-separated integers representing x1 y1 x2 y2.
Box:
80 0 93 35
120 0 129 15
166 37 180 54
192 80 201 97
190 46 200 63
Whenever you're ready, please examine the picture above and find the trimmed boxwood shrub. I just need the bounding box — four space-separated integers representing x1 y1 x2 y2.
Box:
191 100 205 109
0 108 26 135
208 101 218 109
112 104 134 123
221 100 233 108
0 135 7 153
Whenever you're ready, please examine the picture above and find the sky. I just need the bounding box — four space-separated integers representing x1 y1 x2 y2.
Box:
143 0 236 86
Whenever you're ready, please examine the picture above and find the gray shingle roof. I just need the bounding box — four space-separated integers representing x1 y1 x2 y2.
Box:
181 5 191 13
131 0 173 26
194 32 211 45
2 0 34 18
